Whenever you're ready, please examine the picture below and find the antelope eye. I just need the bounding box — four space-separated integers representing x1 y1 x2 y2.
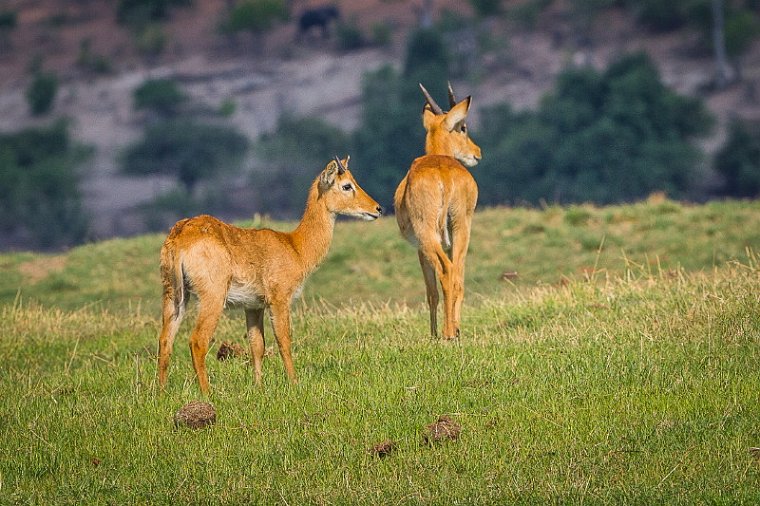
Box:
341 183 353 192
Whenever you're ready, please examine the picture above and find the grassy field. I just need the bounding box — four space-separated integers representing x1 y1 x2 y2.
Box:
1 199 759 504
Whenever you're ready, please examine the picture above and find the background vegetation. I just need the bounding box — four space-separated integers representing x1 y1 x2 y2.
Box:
0 121 90 249
477 53 714 205
2 0 760 251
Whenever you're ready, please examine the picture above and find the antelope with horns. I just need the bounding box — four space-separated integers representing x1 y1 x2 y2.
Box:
158 156 382 394
394 83 481 340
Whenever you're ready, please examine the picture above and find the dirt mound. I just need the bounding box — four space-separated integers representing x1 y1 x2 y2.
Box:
216 341 246 361
368 439 396 458
423 415 461 444
174 401 216 429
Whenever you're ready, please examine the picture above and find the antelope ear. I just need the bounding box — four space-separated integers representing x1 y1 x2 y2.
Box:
422 105 437 130
443 96 471 131
334 155 349 175
320 160 339 189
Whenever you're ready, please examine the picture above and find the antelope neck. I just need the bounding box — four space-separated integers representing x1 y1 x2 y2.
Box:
425 135 453 157
290 182 336 273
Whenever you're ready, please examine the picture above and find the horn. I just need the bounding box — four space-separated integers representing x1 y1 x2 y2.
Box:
419 83 444 115
447 81 457 108
333 155 347 175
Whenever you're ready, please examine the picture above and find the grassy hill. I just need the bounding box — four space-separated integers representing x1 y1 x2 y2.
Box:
2 198 759 313
0 200 759 503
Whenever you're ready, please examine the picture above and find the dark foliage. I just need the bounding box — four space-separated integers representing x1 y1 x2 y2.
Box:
133 78 187 116
221 0 289 36
476 53 714 205
26 72 58 116
122 120 248 192
0 121 90 249
0 10 17 29
714 120 760 197
117 0 192 26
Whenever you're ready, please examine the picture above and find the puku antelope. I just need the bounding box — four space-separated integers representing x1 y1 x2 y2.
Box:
157 156 382 394
394 83 482 340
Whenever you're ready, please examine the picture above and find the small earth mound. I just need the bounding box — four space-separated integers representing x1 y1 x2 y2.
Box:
174 401 216 429
501 270 519 281
216 341 246 361
368 439 396 458
423 415 461 444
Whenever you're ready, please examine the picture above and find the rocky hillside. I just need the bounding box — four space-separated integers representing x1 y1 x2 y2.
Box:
1 0 759 239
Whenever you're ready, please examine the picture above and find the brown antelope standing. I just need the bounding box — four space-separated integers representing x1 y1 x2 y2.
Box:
394 83 481 340
157 156 382 394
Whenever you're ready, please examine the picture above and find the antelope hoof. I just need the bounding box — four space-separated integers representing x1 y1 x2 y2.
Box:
442 328 460 341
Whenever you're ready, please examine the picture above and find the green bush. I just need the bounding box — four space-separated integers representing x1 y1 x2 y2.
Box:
26 72 58 116
122 119 249 192
625 0 693 31
403 28 449 79
218 98 236 117
723 9 759 58
0 10 17 29
476 53 714 205
133 78 187 115
509 0 553 28
336 21 365 51
77 38 113 74
468 0 501 17
135 23 166 57
221 0 288 36
714 120 760 197
0 121 90 249
117 0 192 26
371 22 392 47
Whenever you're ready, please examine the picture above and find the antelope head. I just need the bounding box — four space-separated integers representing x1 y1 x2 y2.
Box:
419 82 482 168
319 155 382 221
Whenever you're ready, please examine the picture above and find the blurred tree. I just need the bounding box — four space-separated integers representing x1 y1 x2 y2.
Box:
625 0 693 31
625 0 759 83
133 78 188 116
122 120 248 193
351 28 450 209
0 10 16 50
26 72 58 116
476 53 714 205
256 115 351 212
117 0 193 26
0 121 90 249
468 0 501 17
220 0 289 39
714 120 760 197
711 0 732 87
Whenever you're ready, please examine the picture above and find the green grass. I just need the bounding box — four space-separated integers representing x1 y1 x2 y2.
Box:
1 200 759 503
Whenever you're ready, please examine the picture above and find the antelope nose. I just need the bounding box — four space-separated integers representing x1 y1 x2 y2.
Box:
376 205 384 216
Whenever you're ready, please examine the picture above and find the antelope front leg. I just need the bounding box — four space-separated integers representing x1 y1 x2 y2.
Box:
269 301 298 384
245 308 266 386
